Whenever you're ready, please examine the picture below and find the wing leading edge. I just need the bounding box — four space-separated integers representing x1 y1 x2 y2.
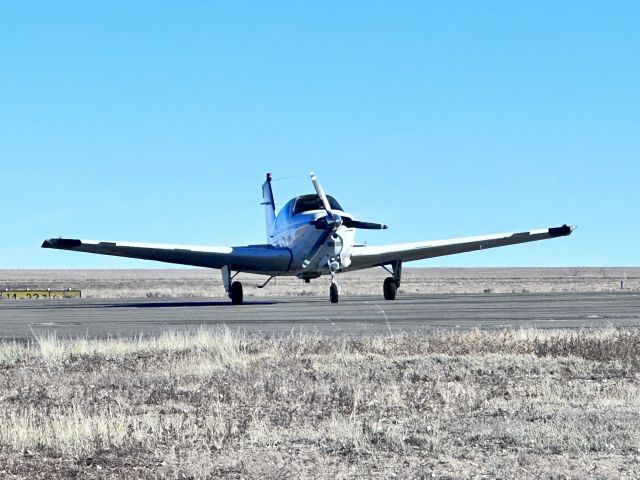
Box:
41 238 293 274
348 224 575 270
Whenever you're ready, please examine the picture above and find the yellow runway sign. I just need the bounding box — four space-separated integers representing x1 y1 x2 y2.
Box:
1 289 81 300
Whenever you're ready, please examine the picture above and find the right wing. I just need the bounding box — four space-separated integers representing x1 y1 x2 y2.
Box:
42 238 293 274
348 224 575 270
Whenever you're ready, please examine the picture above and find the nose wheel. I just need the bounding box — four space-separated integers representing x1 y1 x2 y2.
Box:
329 283 339 303
328 267 340 303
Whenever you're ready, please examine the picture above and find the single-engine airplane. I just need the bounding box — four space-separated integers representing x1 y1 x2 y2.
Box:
43 173 574 304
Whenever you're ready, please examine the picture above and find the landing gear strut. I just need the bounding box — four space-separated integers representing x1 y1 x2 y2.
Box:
382 260 402 301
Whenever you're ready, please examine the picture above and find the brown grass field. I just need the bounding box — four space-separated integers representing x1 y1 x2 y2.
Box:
1 328 640 479
2 267 639 298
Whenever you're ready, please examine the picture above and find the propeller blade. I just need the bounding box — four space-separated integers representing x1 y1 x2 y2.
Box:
310 172 333 215
343 218 388 230
302 227 334 269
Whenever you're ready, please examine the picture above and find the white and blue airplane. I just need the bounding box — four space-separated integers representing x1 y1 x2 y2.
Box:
43 173 575 304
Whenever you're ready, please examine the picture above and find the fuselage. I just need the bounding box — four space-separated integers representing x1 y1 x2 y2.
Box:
270 195 356 278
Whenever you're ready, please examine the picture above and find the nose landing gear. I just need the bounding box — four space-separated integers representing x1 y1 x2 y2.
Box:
329 261 340 303
329 282 339 303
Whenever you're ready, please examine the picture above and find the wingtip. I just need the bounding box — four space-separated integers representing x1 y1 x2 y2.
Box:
548 224 575 237
41 238 82 249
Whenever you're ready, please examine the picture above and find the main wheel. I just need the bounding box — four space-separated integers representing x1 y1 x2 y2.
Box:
230 281 243 305
383 277 397 300
329 283 339 303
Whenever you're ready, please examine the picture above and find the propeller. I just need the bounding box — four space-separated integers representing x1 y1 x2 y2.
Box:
302 172 388 269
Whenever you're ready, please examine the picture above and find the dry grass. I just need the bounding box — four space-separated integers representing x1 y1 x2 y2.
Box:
1 328 640 478
2 267 639 298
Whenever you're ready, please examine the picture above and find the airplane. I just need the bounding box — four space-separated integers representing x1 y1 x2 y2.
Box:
42 172 575 304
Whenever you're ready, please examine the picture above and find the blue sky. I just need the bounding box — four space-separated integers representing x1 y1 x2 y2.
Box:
1 2 638 268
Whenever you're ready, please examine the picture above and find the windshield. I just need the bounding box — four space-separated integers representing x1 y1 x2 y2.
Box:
292 194 344 215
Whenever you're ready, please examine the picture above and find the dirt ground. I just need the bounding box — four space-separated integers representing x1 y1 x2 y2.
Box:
1 267 639 299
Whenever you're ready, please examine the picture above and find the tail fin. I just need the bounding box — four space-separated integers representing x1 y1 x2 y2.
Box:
261 173 276 244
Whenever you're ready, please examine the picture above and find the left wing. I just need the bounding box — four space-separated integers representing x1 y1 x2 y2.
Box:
348 224 575 270
41 238 293 274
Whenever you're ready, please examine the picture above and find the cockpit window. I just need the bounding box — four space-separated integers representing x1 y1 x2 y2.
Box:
292 194 343 215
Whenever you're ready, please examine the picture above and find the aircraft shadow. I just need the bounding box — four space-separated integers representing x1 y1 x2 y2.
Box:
122 300 277 308
8 300 277 310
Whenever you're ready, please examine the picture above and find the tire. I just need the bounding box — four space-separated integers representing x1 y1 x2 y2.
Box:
230 281 243 305
329 283 339 304
383 277 397 300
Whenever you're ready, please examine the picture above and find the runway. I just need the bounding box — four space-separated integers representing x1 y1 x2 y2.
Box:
1 292 639 341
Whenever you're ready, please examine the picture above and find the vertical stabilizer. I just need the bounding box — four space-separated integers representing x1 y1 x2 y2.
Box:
261 173 276 245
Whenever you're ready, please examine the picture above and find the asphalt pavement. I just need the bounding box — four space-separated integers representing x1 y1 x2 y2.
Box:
1 292 639 341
